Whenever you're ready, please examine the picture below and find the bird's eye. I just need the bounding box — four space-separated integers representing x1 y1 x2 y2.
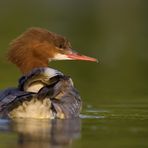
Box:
59 44 63 48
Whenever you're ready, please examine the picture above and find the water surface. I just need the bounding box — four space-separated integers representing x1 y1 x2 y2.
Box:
0 102 148 148
0 0 148 147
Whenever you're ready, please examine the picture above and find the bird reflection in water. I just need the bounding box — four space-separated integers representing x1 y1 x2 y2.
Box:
0 118 81 148
9 118 81 148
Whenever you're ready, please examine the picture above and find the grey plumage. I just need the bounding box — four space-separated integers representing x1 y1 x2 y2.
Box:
0 67 82 119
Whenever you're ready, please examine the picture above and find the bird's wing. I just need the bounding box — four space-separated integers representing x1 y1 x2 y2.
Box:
36 75 82 118
18 67 63 91
0 88 35 116
52 86 82 119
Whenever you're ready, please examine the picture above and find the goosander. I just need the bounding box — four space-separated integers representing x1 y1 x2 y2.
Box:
0 27 97 119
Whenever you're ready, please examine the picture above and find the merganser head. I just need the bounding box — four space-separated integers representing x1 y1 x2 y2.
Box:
8 27 98 74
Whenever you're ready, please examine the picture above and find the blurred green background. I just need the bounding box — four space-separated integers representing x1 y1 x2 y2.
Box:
0 0 148 106
0 0 148 148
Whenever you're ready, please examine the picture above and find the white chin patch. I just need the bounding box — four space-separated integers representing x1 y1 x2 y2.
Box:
52 53 71 60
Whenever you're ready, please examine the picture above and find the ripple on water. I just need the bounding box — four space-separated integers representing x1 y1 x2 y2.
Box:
80 114 105 119
0 119 10 131
80 108 108 119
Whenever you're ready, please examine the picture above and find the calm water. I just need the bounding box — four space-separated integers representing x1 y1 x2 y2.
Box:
0 0 148 147
0 102 148 148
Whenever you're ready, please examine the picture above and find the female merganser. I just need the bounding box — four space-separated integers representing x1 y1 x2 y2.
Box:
0 27 97 119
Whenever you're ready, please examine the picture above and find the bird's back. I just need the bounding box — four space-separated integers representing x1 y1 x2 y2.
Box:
0 67 82 119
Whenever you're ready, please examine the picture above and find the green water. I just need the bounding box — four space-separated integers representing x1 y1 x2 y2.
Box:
0 103 148 148
0 0 148 147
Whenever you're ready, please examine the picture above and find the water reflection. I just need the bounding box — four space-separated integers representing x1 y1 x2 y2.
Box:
0 118 81 148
